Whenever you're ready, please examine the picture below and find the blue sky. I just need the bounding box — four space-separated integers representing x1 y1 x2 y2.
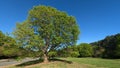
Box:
0 0 120 44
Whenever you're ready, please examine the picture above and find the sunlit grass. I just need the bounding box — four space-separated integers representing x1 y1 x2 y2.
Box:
64 58 120 68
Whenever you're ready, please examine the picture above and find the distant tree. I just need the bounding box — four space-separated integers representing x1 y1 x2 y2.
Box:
0 31 19 58
92 45 105 57
0 31 5 46
68 46 79 57
78 43 93 57
114 44 120 58
0 31 5 56
57 45 79 57
70 51 79 57
91 33 120 58
57 47 69 57
114 34 120 58
48 51 57 59
13 5 80 62
2 35 18 57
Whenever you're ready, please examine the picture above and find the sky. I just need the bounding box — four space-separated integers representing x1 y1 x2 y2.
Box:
0 0 120 44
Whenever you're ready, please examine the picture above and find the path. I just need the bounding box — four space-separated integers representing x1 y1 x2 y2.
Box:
0 58 39 67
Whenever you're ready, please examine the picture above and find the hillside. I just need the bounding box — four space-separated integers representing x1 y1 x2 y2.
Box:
91 33 120 58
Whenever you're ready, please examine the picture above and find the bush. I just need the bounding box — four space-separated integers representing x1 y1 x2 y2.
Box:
70 51 79 57
78 43 93 57
48 51 57 58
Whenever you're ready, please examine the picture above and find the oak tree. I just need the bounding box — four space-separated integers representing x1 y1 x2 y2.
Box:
14 5 80 62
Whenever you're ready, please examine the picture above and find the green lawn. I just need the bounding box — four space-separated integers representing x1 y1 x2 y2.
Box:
3 58 120 68
63 58 120 68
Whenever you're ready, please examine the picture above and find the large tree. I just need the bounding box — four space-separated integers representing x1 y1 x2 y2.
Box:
13 5 80 62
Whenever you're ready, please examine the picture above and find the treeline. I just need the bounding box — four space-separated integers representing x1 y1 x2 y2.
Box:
91 33 120 59
57 43 93 58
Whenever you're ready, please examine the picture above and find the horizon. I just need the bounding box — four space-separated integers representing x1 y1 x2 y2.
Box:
0 0 120 44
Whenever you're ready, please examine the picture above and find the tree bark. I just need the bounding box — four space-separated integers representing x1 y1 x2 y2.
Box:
43 53 49 63
43 37 49 63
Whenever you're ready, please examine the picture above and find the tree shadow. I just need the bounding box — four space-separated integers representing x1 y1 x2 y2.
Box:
50 58 73 64
16 58 72 67
16 59 43 67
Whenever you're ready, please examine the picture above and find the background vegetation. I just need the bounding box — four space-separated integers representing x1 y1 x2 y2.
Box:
0 31 120 59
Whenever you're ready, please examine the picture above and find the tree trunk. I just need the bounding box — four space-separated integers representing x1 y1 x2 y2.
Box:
43 53 49 63
43 38 49 63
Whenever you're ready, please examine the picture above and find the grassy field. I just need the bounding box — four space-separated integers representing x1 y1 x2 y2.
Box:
1 58 120 68
64 58 120 68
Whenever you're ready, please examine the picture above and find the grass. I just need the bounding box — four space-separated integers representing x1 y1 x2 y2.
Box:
1 58 120 68
63 58 120 68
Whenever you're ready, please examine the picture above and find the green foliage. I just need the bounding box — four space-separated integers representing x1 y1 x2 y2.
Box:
0 31 5 56
114 44 120 58
48 51 57 58
0 31 19 58
0 31 5 46
15 57 22 61
2 36 18 57
57 47 69 57
57 45 79 57
13 21 44 58
92 46 105 57
68 46 79 57
78 43 93 57
28 5 80 47
58 43 94 58
13 5 80 61
91 33 120 58
70 51 79 57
